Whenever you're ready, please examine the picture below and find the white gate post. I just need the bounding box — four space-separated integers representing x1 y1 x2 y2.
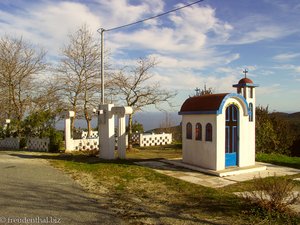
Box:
98 104 115 159
111 106 133 159
117 116 126 159
65 111 74 151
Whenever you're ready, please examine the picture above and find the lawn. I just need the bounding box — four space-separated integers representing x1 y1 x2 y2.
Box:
126 144 182 159
256 153 300 169
47 148 300 225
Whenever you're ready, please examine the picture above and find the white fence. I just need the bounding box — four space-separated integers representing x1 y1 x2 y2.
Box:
137 133 172 147
66 131 172 151
0 137 20 149
72 138 99 151
27 137 50 152
73 130 99 139
81 131 99 139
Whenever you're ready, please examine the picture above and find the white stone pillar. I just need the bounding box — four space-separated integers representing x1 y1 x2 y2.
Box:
65 111 74 151
117 116 126 159
111 106 133 159
98 104 115 159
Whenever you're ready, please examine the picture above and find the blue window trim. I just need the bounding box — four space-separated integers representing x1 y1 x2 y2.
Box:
249 103 253 122
217 93 250 115
225 126 230 153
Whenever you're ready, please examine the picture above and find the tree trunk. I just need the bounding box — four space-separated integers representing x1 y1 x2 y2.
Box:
71 110 76 138
128 113 133 150
84 108 91 138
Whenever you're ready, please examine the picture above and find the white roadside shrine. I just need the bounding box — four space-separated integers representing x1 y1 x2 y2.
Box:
179 74 266 174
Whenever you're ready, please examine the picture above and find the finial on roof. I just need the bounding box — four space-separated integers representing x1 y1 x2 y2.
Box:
243 69 248 78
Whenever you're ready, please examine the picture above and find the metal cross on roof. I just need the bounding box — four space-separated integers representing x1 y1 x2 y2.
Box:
243 69 248 78
195 87 200 96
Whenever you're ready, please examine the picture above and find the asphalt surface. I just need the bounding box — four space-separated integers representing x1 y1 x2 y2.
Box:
0 151 122 225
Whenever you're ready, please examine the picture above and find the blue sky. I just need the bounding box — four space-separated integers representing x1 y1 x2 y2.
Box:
0 0 300 113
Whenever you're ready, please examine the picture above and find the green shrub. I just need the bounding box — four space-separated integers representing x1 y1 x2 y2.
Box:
49 129 63 152
19 137 27 149
256 106 295 155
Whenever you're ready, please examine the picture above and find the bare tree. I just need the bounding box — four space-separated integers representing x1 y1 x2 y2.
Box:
56 24 103 136
30 78 64 119
109 57 176 149
0 36 46 135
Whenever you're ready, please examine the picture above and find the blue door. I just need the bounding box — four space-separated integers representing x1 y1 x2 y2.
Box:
225 105 239 167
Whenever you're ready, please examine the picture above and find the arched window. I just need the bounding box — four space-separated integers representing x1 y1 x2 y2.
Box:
205 123 213 142
195 123 202 141
186 122 192 139
249 103 253 122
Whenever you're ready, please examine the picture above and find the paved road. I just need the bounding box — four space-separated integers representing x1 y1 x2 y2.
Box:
0 151 122 225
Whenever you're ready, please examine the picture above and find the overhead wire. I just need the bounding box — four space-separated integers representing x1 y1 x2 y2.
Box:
101 0 205 32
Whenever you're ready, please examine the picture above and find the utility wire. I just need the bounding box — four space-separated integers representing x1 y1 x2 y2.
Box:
102 0 205 32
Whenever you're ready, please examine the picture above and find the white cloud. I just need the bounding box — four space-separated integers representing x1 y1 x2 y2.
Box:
230 25 289 45
273 52 300 61
0 1 101 57
107 4 234 55
256 84 281 95
296 67 300 72
93 0 165 30
152 69 240 94
273 64 300 73
0 1 239 70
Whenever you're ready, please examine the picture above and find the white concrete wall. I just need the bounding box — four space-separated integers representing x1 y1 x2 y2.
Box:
65 137 99 152
0 137 20 149
72 139 99 151
27 137 50 152
242 87 256 167
139 133 172 147
182 115 217 170
65 111 99 152
131 133 140 144
80 131 99 139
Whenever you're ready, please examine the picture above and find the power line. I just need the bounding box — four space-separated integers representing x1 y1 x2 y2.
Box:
102 0 205 32
98 0 205 104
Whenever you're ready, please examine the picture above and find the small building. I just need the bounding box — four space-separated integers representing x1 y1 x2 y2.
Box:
179 76 258 171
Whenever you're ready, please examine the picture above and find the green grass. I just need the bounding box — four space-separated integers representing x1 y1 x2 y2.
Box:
10 149 298 224
256 153 300 169
52 157 247 224
126 145 182 159
43 150 300 225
